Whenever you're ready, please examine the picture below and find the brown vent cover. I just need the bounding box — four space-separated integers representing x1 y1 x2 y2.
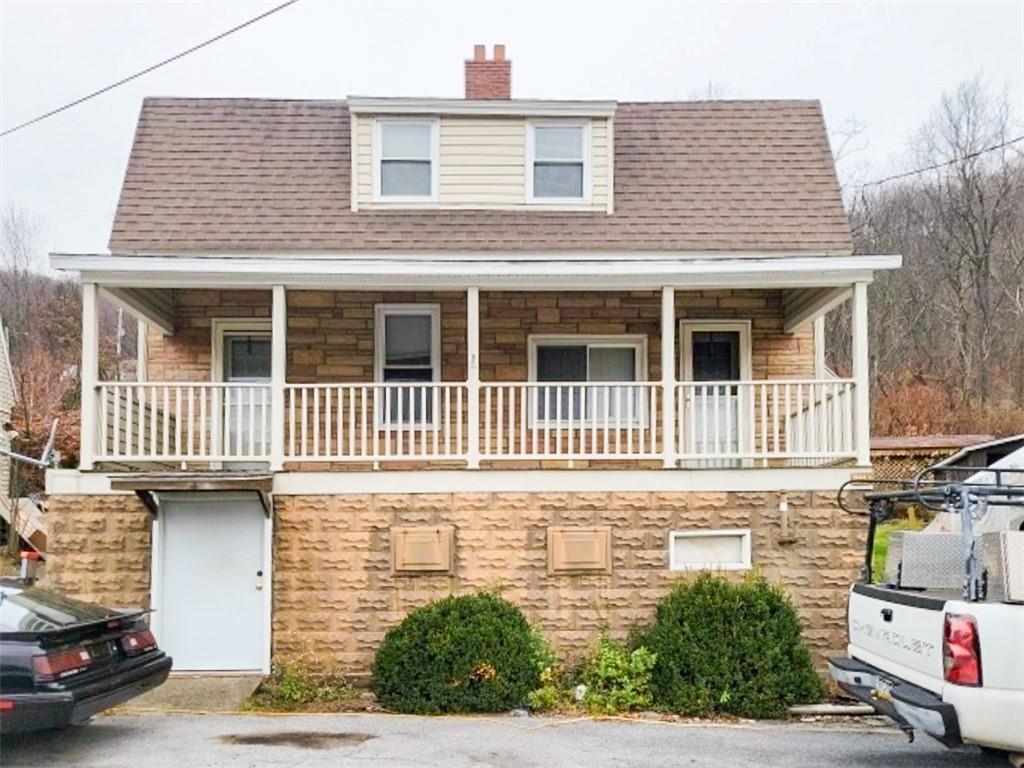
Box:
547 526 612 574
391 526 455 573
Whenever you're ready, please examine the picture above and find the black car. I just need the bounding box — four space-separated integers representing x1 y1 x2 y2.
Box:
0 578 172 733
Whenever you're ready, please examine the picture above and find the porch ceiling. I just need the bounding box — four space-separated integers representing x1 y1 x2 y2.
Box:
53 252 902 292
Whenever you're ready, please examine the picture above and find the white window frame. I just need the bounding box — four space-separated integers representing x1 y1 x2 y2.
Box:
374 303 441 428
526 334 647 427
679 320 752 382
668 529 752 572
211 319 273 384
372 117 440 203
526 120 592 204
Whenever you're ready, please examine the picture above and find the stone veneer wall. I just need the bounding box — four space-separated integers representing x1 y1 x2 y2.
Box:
273 490 864 675
42 488 862 676
145 288 815 385
42 494 152 608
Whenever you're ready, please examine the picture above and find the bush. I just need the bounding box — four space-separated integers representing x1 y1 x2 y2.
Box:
580 636 657 714
371 592 545 714
637 572 824 719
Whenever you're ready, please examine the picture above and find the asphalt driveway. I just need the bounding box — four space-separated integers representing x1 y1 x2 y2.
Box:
1 711 1006 768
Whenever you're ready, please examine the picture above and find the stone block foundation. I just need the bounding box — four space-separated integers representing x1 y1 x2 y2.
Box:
44 489 864 676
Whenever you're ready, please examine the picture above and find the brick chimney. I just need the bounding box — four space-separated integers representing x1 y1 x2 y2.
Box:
465 44 511 100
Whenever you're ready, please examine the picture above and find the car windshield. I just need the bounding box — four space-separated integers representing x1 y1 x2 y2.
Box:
0 580 122 633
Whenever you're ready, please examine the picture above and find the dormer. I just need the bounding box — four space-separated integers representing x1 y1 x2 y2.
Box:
348 45 617 213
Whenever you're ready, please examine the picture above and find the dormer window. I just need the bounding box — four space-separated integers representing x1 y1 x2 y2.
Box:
528 122 590 203
374 119 438 201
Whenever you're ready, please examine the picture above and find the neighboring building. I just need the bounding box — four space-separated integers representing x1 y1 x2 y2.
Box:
46 46 901 676
870 434 997 482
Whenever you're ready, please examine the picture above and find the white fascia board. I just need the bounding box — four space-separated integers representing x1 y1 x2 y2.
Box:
49 253 903 291
347 96 617 118
46 467 866 495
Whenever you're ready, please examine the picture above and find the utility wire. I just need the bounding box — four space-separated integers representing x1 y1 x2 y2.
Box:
0 0 300 138
857 134 1024 189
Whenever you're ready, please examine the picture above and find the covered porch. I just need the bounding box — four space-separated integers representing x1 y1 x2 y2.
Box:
59 252 898 473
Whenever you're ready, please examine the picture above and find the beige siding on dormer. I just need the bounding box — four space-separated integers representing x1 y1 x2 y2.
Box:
353 114 610 212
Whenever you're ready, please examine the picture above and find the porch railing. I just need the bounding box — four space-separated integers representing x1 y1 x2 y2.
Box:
92 378 857 467
676 379 856 464
479 382 660 461
96 382 272 463
284 383 467 462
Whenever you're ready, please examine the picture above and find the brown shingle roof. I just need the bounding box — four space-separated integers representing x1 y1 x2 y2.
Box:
108 98 853 254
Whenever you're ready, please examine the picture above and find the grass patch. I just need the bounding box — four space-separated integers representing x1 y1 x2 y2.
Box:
242 659 362 712
872 518 928 582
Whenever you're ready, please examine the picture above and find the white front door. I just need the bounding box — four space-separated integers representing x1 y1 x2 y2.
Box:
157 493 267 672
680 321 752 463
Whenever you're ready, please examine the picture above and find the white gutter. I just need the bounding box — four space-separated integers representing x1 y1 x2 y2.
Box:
50 253 902 291
346 96 618 118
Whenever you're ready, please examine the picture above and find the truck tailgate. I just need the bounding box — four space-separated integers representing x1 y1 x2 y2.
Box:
847 584 947 692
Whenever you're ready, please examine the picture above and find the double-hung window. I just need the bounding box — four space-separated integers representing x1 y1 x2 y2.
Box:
528 122 589 202
529 336 645 425
375 304 440 426
375 120 437 201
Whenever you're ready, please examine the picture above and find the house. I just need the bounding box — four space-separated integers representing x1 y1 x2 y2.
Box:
46 45 901 676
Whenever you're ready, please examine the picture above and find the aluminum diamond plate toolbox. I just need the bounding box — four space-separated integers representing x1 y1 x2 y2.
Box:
981 531 1024 603
885 532 964 590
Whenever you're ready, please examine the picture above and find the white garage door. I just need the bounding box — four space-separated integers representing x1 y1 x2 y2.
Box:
157 493 267 672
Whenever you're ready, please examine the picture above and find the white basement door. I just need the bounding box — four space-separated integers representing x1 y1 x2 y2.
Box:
157 493 266 672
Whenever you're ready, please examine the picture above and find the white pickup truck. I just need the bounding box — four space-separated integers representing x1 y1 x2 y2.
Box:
830 457 1024 761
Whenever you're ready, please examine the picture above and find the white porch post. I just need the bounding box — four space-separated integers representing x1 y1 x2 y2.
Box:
270 285 287 471
661 286 676 468
851 281 871 466
813 315 826 379
80 282 99 470
466 287 481 469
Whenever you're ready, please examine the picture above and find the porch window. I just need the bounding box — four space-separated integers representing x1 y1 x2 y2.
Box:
529 336 645 424
375 304 440 425
375 120 438 200
528 123 589 202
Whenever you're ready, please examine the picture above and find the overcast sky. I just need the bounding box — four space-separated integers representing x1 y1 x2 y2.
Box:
1 0 1021 255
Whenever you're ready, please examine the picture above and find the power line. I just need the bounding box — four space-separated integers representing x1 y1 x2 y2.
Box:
0 0 300 139
857 134 1024 189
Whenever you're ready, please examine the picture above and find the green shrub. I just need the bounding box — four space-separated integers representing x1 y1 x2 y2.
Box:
580 636 657 714
244 657 356 711
371 592 545 714
637 572 824 719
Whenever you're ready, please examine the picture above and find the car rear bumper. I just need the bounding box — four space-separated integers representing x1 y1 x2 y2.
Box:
828 656 962 748
0 653 172 733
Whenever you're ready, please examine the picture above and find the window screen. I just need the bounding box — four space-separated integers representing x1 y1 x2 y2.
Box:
690 331 740 381
534 342 641 421
532 125 585 199
379 122 433 197
224 335 271 381
380 310 436 424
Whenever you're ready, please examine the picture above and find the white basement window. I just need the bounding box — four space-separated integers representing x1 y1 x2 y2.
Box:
528 122 590 203
669 530 752 571
528 335 646 425
374 120 438 201
374 304 440 426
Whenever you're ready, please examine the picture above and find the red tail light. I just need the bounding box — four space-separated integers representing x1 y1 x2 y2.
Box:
32 646 94 682
944 613 982 686
122 629 158 656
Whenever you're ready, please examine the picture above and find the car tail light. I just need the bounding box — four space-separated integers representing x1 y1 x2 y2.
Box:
122 629 158 656
32 646 94 682
944 613 982 686
0 700 14 711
